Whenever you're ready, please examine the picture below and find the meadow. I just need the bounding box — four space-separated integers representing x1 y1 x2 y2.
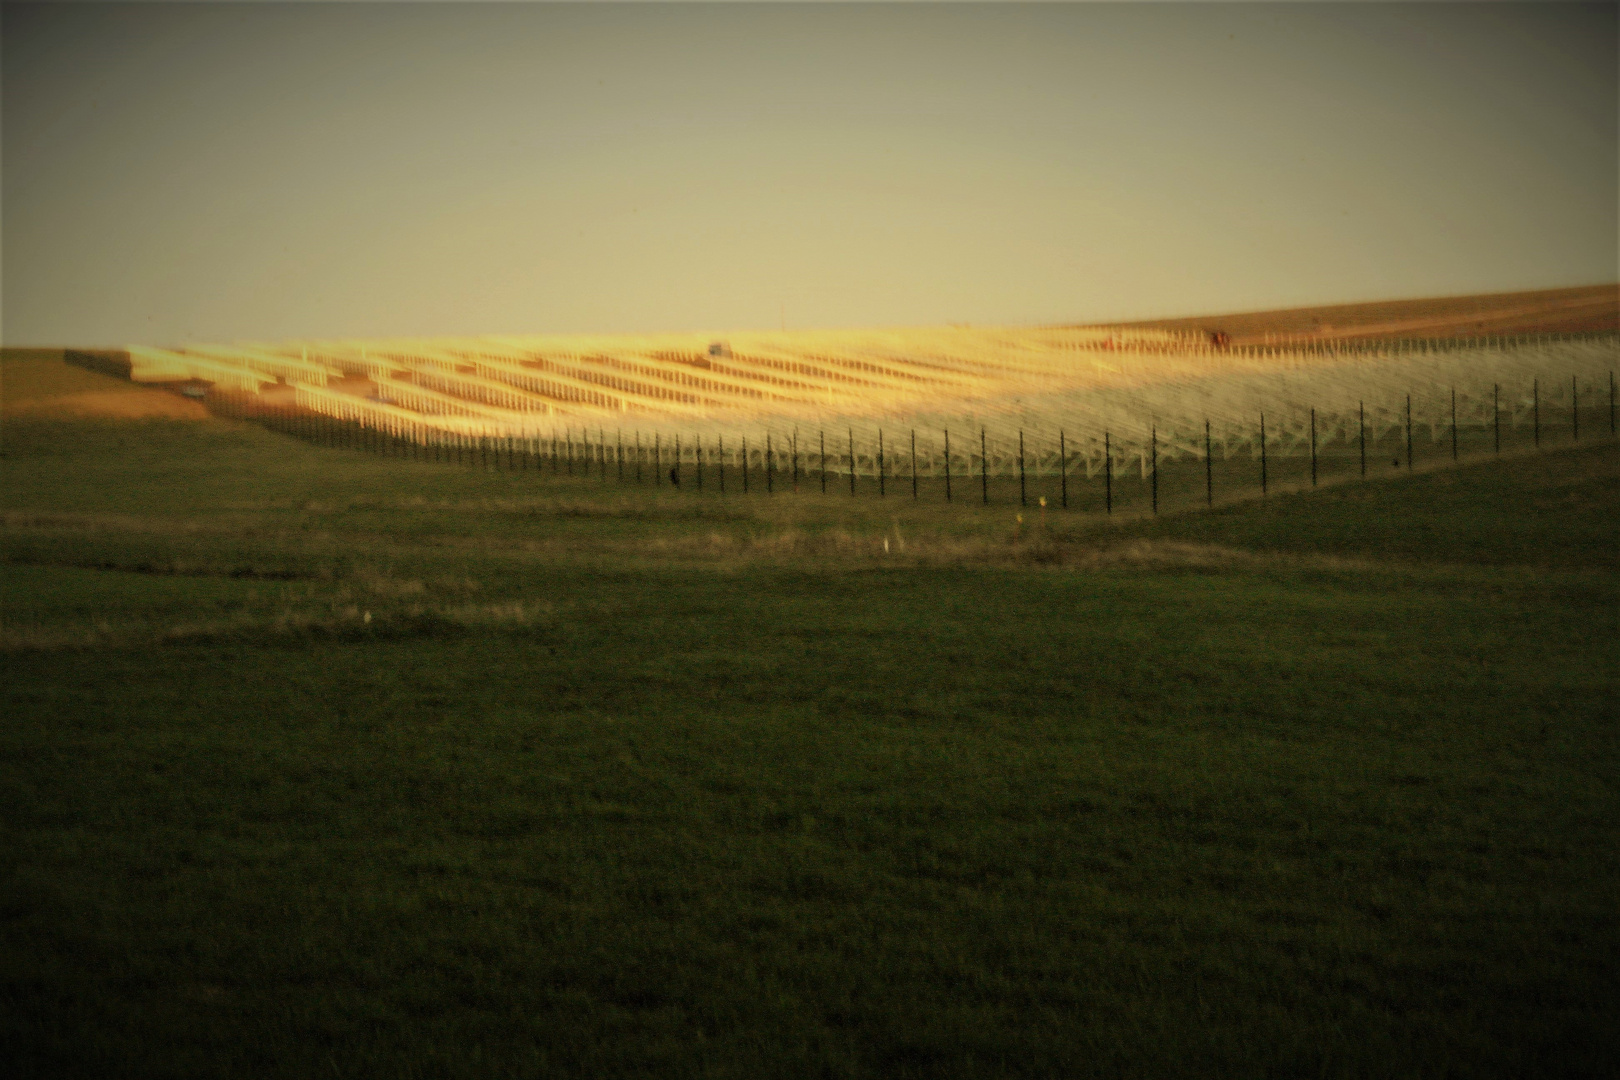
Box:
3 354 1618 1077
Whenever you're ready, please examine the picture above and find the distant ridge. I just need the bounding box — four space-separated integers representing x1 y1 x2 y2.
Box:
1082 284 1619 346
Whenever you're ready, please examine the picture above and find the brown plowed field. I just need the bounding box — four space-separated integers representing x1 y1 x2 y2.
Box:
1089 283 1619 346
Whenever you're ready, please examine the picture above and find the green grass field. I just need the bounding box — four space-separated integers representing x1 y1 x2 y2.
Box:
3 355 1618 1077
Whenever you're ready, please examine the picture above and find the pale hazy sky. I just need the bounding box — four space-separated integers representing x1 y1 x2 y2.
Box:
3 2 1615 345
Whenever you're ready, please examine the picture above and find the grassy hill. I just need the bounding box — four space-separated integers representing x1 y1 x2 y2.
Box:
3 354 1618 1077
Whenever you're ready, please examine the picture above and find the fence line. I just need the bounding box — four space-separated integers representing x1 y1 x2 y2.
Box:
195 338 1617 514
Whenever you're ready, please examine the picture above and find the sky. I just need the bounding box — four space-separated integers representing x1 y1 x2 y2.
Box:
2 1 1616 345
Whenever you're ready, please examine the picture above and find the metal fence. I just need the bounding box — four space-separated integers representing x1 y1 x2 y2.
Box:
202 332 1619 516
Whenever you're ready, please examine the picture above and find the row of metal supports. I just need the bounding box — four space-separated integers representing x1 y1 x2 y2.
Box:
219 369 1617 515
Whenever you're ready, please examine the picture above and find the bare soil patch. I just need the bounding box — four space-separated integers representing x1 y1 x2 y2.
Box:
4 389 208 420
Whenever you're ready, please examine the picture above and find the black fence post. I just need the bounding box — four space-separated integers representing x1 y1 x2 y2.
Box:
600 428 608 480
1359 401 1366 476
1018 429 1026 507
1104 431 1112 514
792 432 799 491
849 428 856 496
1150 426 1158 514
673 435 680 487
617 431 623 482
766 433 773 494
877 430 885 498
1572 375 1579 442
742 436 749 493
1310 407 1318 486
819 431 826 494
1404 395 1412 468
1205 419 1213 507
696 435 703 492
980 427 988 505
718 435 725 494
654 434 661 486
1449 390 1457 459
1060 430 1068 509
1260 413 1268 495
911 429 918 500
